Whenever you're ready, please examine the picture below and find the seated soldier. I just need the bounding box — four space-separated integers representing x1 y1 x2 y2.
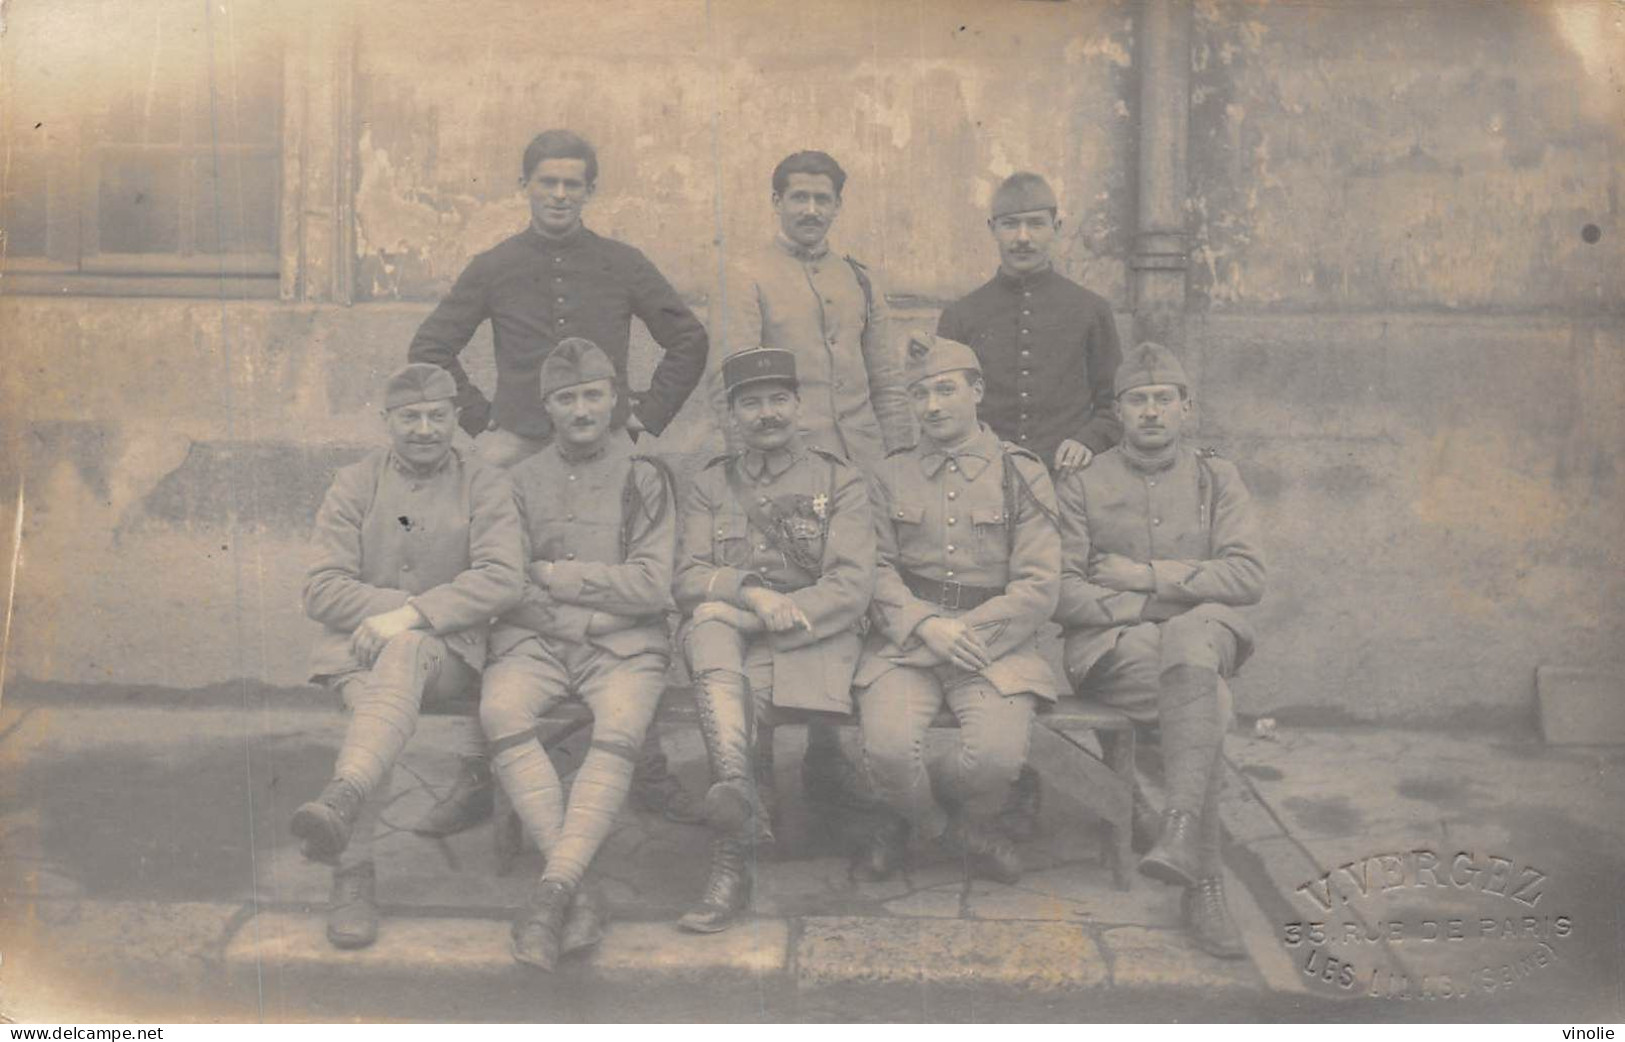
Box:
480 338 679 971
854 333 1063 885
673 348 876 934
1053 342 1266 959
296 363 526 949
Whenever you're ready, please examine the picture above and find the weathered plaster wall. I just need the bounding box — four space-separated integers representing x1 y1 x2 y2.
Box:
350 0 1136 306
1188 0 1623 311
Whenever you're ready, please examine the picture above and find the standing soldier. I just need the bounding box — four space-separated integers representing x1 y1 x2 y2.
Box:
936 170 1125 832
708 150 913 807
480 338 679 971
937 171 1122 477
1053 342 1266 959
296 364 526 949
674 348 876 933
853 334 1063 885
408 129 708 834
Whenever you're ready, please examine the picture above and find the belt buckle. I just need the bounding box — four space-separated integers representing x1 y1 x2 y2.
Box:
940 579 964 611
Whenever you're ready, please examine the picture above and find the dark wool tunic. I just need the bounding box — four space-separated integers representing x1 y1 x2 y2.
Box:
937 266 1123 468
409 224 709 441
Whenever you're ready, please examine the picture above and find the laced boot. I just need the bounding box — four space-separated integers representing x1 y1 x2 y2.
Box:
852 813 909 883
998 765 1043 842
291 777 366 865
511 878 573 970
411 755 494 837
747 727 778 853
1139 808 1202 888
628 738 705 825
1183 875 1247 959
325 861 378 950
1131 782 1161 855
560 880 606 956
692 670 763 836
677 837 751 933
946 814 1023 885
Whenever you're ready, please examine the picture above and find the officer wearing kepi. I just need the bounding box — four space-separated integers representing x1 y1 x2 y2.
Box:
854 333 1063 885
296 363 525 950
673 347 876 933
480 338 680 970
1053 342 1266 959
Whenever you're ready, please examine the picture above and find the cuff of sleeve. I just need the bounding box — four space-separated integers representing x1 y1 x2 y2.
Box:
407 590 454 634
1150 560 1198 602
632 396 669 437
1106 591 1151 624
547 564 586 603
705 567 759 606
894 603 939 645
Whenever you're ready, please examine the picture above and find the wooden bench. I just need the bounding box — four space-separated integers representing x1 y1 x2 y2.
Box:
490 686 1136 889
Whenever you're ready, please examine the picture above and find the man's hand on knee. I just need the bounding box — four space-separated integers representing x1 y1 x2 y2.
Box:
351 603 428 665
917 617 992 672
740 587 811 634
691 601 765 633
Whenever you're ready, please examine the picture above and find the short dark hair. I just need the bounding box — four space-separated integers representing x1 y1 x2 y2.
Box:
771 151 847 198
522 130 598 185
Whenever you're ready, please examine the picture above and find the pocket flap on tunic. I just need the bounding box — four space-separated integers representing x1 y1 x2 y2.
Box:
889 501 926 525
971 506 1008 526
713 513 750 539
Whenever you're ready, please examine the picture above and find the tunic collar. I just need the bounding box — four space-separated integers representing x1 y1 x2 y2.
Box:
994 263 1057 292
527 222 588 250
388 445 458 479
918 423 999 480
1121 440 1182 474
740 439 804 483
774 231 831 263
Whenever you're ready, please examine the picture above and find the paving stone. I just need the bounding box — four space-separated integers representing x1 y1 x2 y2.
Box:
881 884 963 918
590 918 789 980
973 869 1181 927
796 915 1108 990
1100 925 1264 992
8 898 244 984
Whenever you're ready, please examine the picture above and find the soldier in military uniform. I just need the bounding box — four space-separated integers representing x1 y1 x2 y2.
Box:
673 348 876 933
296 364 526 949
854 333 1063 885
1053 342 1266 958
479 339 679 970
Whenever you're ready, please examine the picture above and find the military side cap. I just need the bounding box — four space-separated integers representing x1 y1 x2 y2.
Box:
904 332 981 387
990 172 1058 219
1114 341 1190 397
723 348 798 396
383 363 457 410
540 336 616 400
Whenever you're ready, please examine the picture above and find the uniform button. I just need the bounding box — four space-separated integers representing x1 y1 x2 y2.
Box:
1152 517 1162 526
1020 350 1030 358
1147 479 1157 487
947 491 957 500
945 570 954 578
554 256 561 263
1021 328 1030 335
947 517 957 525
1020 369 1030 376
557 318 566 325
897 509 907 518
565 552 577 561
759 496 769 505
1021 309 1030 316
717 527 726 536
556 296 565 303
401 563 412 572
566 513 576 521
1020 391 1029 398
568 474 577 481
947 462 958 472
946 544 956 554
757 542 769 551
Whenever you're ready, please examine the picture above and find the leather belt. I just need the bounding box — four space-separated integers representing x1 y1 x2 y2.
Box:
899 569 1001 611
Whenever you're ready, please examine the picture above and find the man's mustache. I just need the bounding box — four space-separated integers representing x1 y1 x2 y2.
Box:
752 418 789 431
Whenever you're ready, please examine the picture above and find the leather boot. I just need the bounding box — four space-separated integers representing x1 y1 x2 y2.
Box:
677 836 751 933
1183 875 1247 959
511 878 573 970
1139 808 1202 888
748 726 778 852
560 880 606 956
998 764 1043 842
1131 782 1160 855
292 777 366 865
411 755 494 837
325 861 378 949
628 736 706 825
692 670 763 836
946 814 1023 885
852 813 909 883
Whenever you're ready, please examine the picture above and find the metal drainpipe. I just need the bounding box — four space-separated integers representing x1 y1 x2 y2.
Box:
1131 0 1193 354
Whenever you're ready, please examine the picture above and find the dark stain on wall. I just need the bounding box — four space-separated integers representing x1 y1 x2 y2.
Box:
138 441 370 533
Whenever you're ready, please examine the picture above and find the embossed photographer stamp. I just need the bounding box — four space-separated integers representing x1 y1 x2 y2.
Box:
1281 848 1575 1001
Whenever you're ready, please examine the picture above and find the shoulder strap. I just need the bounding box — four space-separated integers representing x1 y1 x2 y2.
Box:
1000 447 1060 555
620 454 677 560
